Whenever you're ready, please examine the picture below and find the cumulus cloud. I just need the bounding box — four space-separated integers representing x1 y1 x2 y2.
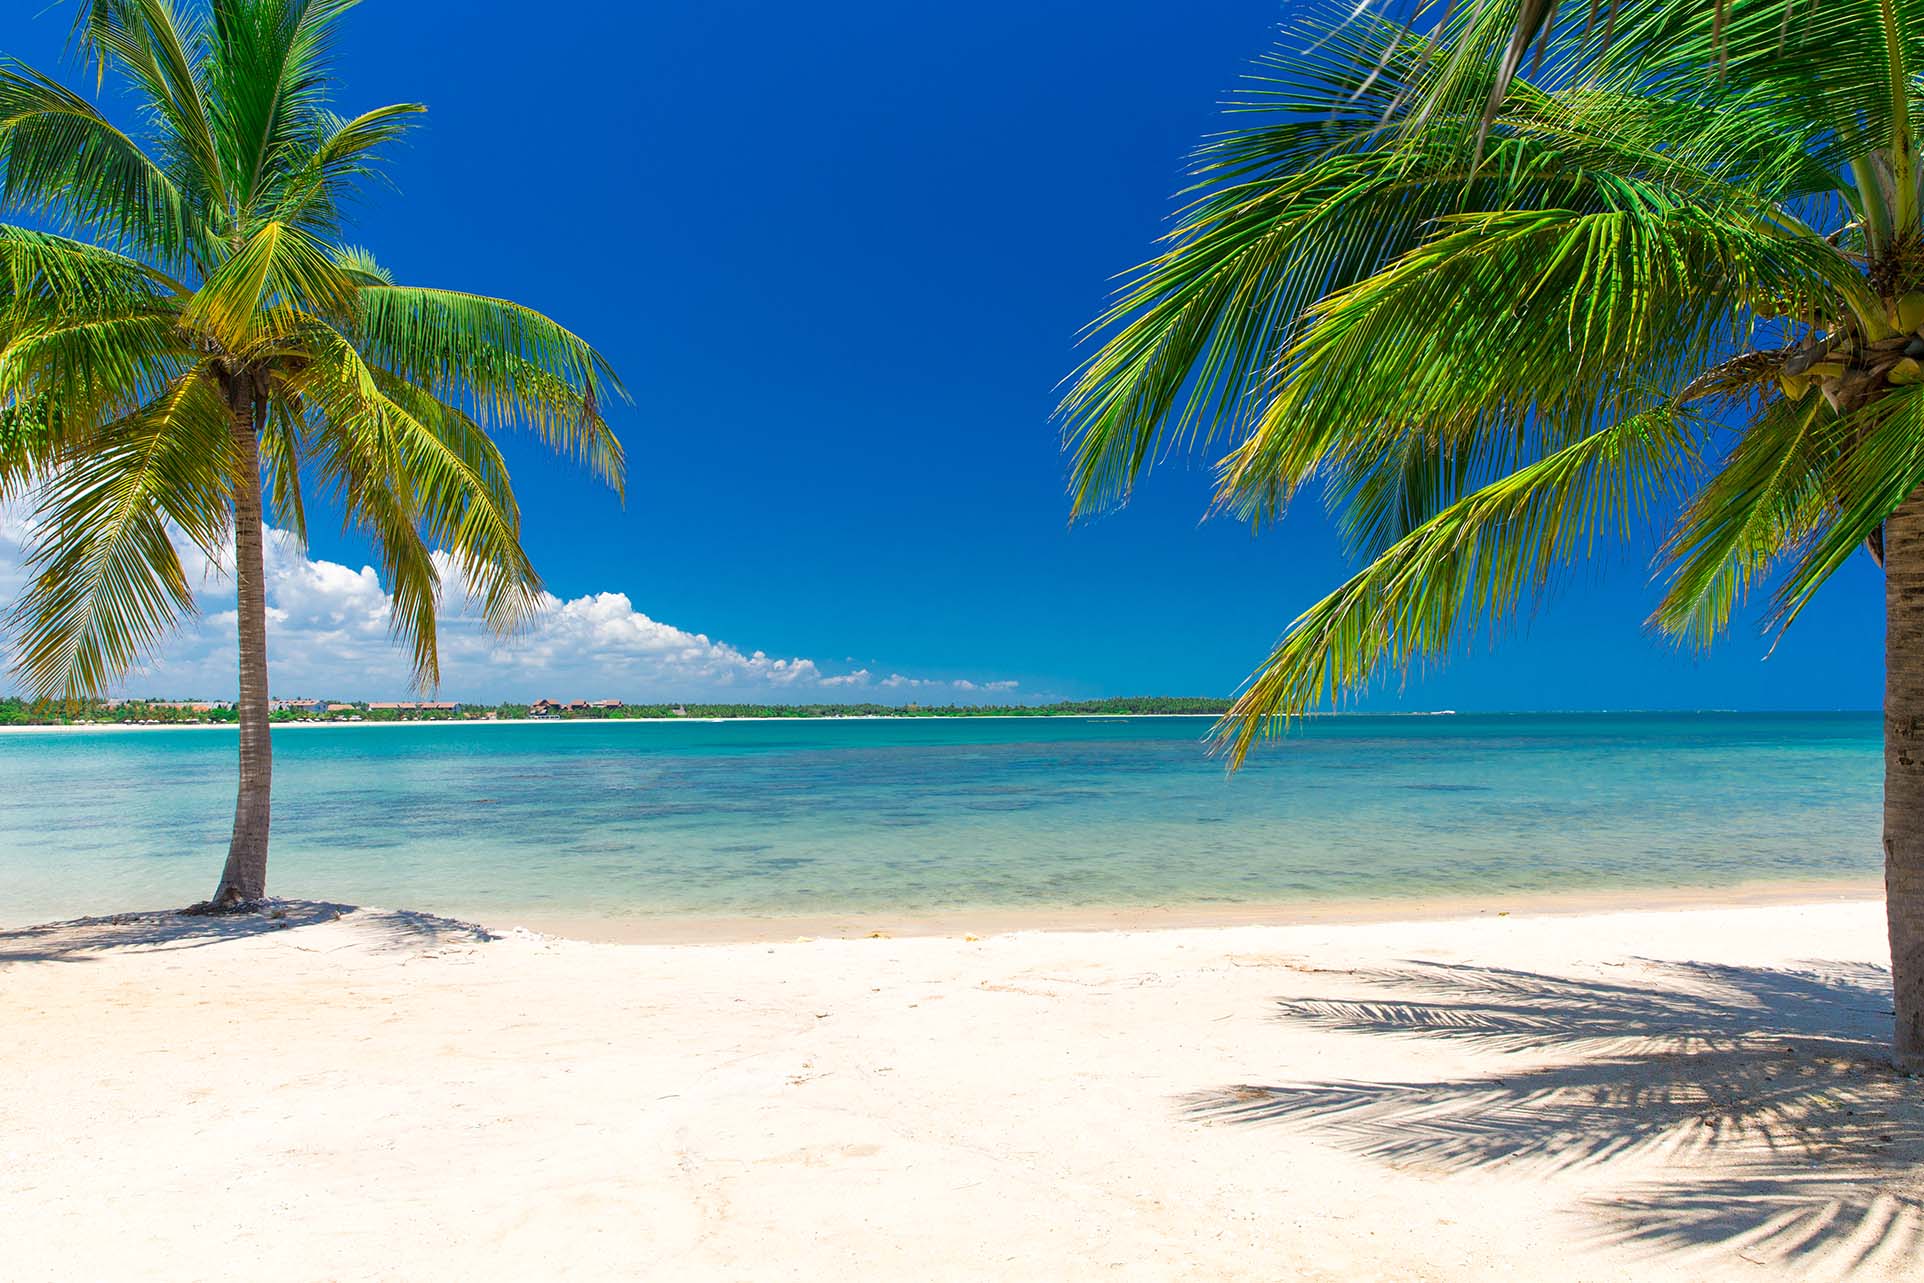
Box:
0 512 1021 703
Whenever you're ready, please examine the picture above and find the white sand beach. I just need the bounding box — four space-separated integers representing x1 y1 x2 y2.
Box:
2 897 1917 1281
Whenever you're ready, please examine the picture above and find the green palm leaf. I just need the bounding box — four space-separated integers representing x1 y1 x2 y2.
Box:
181 218 356 346
1218 200 1862 523
353 284 626 489
1654 394 1844 644
1067 0 1924 755
72 0 227 225
0 60 200 264
1216 406 1699 764
9 368 236 699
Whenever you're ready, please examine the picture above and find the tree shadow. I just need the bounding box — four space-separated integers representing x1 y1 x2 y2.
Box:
0 900 496 965
1185 959 1922 1276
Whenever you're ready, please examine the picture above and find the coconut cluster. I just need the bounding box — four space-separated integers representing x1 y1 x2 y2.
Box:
1780 291 1924 412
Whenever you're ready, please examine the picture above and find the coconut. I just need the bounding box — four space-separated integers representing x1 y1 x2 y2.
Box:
1898 291 1924 333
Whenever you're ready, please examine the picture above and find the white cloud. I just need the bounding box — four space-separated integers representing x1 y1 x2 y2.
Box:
0 513 1021 704
0 506 29 604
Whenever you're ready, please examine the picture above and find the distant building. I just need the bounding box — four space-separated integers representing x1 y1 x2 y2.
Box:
591 698 623 709
564 699 591 712
529 699 560 718
326 703 356 713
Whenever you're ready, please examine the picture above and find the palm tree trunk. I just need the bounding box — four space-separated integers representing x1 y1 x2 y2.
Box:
1884 491 1924 1071
209 397 272 907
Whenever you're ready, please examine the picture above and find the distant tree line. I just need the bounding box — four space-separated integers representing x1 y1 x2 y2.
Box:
556 697 1231 720
0 695 1230 726
0 697 240 726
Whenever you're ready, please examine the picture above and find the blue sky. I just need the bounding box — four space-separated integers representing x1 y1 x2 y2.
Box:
0 0 1886 707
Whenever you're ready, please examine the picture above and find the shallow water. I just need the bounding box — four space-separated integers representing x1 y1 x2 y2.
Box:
0 713 1883 928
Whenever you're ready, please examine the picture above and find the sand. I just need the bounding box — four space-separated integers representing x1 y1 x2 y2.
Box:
2 898 1918 1281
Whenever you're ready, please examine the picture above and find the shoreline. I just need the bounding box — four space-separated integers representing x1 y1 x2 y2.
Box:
4 879 1882 946
484 876 1883 943
3 879 1882 947
153 876 1905 945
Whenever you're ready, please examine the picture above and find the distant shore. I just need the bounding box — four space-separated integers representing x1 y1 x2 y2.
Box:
0 707 1877 734
0 711 1234 734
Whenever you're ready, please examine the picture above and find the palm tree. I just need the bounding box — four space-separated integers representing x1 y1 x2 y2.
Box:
1060 0 1924 1069
0 0 623 907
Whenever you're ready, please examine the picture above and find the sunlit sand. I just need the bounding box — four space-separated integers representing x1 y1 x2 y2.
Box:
4 897 1916 1281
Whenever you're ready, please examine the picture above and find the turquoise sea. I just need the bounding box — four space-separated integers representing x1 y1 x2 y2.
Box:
0 713 1885 931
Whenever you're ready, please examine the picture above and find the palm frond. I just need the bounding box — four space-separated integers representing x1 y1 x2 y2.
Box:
292 323 544 681
1058 3 1852 519
1771 385 1924 628
352 284 626 490
372 373 542 638
180 218 355 346
1218 199 1859 523
1653 394 1844 645
71 0 227 220
7 366 235 698
307 408 441 686
272 103 424 236
0 394 60 492
0 60 201 265
204 0 360 213
330 243 392 286
0 226 192 438
1215 405 1701 764
0 223 183 306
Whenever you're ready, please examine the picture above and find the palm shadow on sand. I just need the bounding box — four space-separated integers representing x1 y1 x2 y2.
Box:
1186 959 1923 1276
0 900 495 965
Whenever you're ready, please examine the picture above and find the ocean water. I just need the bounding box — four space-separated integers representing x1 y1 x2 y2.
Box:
0 713 1884 930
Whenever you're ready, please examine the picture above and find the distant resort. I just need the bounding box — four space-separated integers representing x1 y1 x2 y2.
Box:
0 695 1234 727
